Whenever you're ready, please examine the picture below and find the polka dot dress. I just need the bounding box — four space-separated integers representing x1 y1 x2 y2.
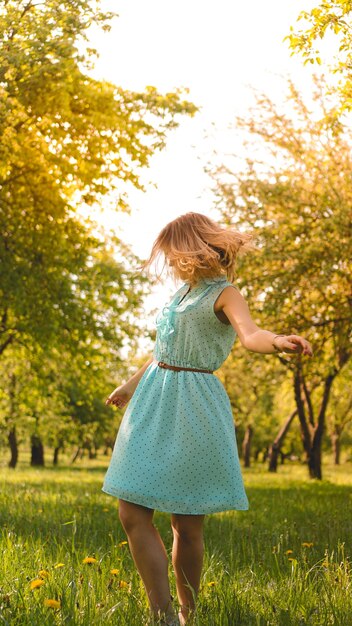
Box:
102 276 249 514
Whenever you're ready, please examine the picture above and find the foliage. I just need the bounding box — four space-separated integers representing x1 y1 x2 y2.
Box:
0 0 197 204
285 0 352 116
326 361 352 450
214 74 352 367
0 336 154 465
211 74 352 477
218 348 297 459
0 0 197 462
0 0 197 356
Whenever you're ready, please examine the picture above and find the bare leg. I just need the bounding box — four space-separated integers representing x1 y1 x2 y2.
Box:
118 499 175 621
171 514 205 624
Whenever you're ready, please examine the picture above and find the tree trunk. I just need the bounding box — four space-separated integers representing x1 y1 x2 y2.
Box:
331 432 341 465
103 438 114 455
53 446 60 466
293 367 336 480
254 449 261 462
7 373 18 468
88 446 96 459
242 425 253 468
53 439 64 465
268 409 297 472
30 434 45 466
70 446 81 464
308 445 322 479
293 369 312 463
8 426 18 468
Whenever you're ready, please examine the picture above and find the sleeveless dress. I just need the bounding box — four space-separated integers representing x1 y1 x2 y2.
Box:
102 276 249 514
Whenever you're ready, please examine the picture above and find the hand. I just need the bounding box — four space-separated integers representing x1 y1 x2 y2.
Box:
274 334 313 356
105 383 133 408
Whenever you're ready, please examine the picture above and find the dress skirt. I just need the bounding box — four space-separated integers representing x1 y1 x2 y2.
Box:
102 360 249 515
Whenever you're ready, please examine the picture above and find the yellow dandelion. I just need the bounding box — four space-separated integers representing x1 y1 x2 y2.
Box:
82 557 97 565
118 580 129 588
118 541 128 547
288 558 294 562
302 542 314 548
285 549 293 555
39 570 50 578
54 563 65 569
103 508 109 512
30 579 45 590
44 599 61 609
110 569 120 575
207 581 216 587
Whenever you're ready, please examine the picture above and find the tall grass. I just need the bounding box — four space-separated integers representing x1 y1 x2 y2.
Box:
1 459 351 625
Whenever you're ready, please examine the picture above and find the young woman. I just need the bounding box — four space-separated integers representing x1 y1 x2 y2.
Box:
103 212 313 626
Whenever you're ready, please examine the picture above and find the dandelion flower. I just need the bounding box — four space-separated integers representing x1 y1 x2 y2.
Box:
285 549 293 555
44 599 61 609
103 508 109 512
54 563 65 569
39 570 50 578
302 542 314 548
118 580 129 588
207 581 216 587
118 541 128 547
82 557 97 565
30 579 45 590
110 569 119 575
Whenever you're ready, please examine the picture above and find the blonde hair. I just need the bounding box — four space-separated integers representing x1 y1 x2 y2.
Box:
141 212 256 286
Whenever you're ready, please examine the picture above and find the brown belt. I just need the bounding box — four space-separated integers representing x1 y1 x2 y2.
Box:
157 361 214 374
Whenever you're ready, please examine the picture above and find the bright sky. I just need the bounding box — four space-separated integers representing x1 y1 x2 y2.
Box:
85 0 326 352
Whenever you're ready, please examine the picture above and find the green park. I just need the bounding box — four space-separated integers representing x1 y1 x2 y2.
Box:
1 1 352 625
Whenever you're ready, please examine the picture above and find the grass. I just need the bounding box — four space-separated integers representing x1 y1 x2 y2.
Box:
0 458 352 625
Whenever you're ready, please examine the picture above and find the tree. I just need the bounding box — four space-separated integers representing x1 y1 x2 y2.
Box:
212 75 352 479
326 363 352 464
268 409 298 473
0 333 134 467
285 1 352 117
0 0 197 357
218 348 287 467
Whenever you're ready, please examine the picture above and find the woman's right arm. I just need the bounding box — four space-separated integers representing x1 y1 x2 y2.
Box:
105 355 154 408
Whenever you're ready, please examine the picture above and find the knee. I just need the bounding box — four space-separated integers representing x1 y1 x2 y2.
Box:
118 500 153 534
171 521 204 545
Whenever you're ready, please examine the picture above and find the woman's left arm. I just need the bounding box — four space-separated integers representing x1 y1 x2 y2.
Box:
219 286 313 357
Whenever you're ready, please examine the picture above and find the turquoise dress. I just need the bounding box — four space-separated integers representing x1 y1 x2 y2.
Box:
102 276 249 514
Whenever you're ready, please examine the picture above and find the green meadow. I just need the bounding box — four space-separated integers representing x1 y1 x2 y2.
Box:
1 459 352 626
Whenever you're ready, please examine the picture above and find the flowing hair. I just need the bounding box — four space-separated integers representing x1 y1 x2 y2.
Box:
140 212 256 286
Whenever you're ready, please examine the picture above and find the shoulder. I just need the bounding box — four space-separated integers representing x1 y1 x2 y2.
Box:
214 284 245 310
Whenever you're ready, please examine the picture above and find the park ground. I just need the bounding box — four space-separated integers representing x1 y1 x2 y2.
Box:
1 456 352 625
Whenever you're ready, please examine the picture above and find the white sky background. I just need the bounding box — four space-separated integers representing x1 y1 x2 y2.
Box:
84 0 332 355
